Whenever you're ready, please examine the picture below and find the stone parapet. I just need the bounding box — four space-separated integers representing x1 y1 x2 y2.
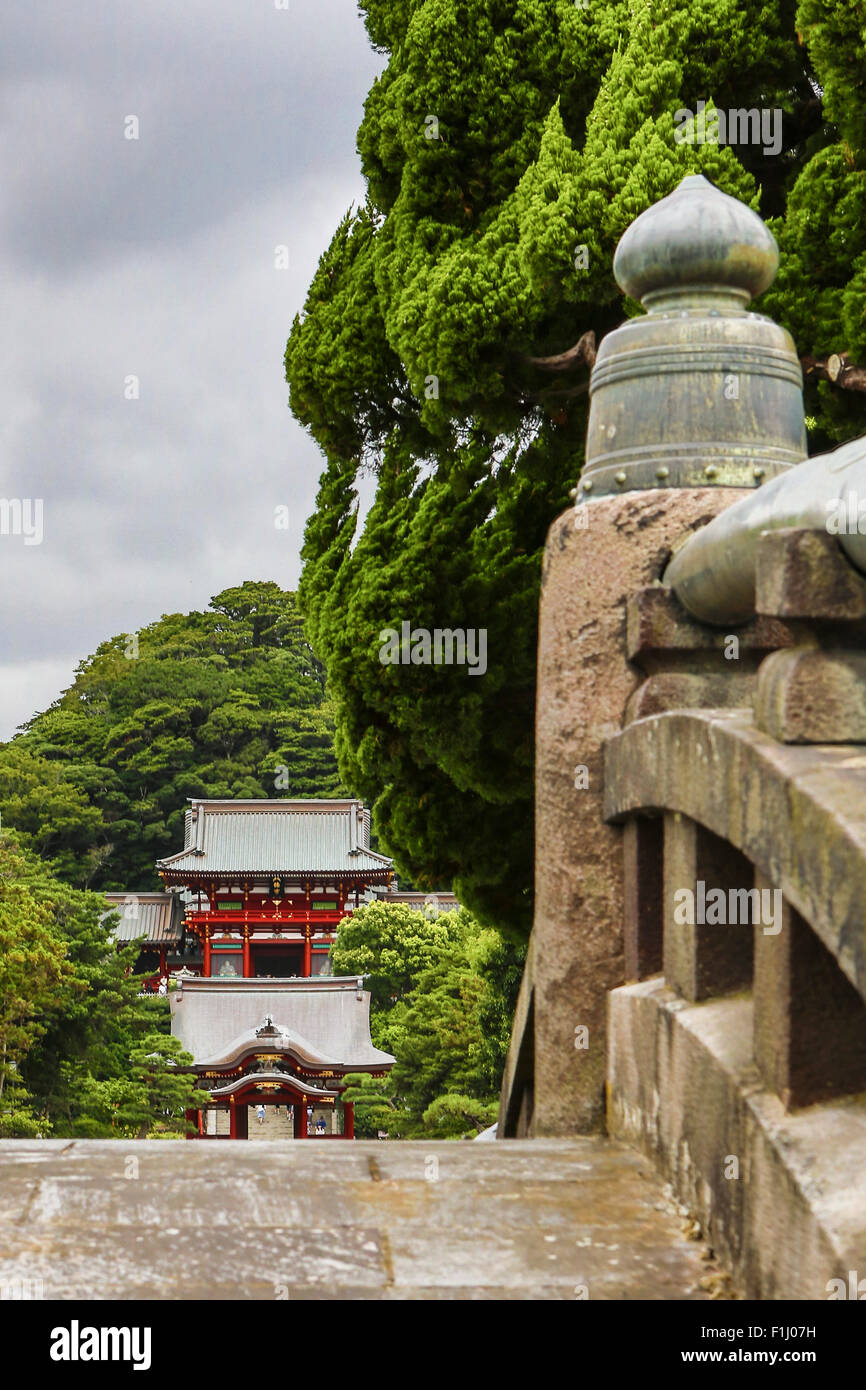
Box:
608 979 866 1300
526 487 750 1136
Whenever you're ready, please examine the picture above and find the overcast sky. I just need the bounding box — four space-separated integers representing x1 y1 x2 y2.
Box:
0 1 383 740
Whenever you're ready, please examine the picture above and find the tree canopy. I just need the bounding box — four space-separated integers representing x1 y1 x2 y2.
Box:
286 0 866 938
333 900 523 1137
0 581 344 890
0 833 199 1137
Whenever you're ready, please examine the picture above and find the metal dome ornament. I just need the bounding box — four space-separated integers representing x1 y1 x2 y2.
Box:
577 175 807 501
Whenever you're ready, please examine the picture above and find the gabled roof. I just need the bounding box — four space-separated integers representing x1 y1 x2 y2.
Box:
373 888 461 912
157 799 393 881
103 892 184 944
193 1017 390 1072
207 1071 337 1100
170 977 395 1072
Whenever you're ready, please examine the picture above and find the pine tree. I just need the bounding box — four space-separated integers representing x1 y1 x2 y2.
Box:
331 900 524 1134
287 0 840 938
762 1 866 444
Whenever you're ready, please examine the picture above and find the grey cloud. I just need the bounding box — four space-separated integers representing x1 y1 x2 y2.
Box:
1 1 378 273
0 0 384 739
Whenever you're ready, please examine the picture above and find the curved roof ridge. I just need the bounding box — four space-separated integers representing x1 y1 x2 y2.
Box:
196 1021 340 1070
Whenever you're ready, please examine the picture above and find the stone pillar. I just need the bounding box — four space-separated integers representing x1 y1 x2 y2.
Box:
623 817 663 982
531 490 750 1133
295 1099 309 1139
662 813 753 1003
522 175 806 1135
753 878 866 1111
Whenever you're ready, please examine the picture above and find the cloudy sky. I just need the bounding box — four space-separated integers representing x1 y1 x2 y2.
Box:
0 1 383 740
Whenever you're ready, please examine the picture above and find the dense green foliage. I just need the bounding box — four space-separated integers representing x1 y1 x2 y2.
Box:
286 0 866 938
0 582 344 890
0 834 199 1137
333 901 523 1137
764 0 866 448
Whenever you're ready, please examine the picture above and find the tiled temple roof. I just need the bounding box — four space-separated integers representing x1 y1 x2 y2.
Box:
170 976 395 1071
103 891 184 944
157 798 393 880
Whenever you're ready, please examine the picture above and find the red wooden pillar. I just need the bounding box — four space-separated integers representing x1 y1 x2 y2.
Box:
203 926 212 978
229 1099 237 1138
295 1099 309 1138
242 928 251 978
344 1101 355 1140
197 1109 204 1137
235 1105 249 1139
303 927 312 978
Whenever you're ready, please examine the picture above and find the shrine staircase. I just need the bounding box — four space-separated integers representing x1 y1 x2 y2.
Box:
247 1106 294 1141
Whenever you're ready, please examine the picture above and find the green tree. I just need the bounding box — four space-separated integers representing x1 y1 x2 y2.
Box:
340 1072 413 1138
332 901 523 1135
422 1094 498 1139
64 1037 200 1140
64 1071 147 1139
0 840 74 1132
331 899 462 1013
762 0 866 448
121 1034 200 1139
0 746 104 883
0 1066 47 1138
286 0 856 938
1 582 344 889
0 833 184 1136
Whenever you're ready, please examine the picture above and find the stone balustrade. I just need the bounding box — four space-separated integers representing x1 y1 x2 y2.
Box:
499 172 866 1298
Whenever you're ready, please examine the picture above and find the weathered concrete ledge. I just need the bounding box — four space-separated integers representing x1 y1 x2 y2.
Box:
607 977 866 1299
0 1138 715 1301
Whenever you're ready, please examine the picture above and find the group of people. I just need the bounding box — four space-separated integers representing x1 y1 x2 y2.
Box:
255 1103 329 1135
139 974 169 996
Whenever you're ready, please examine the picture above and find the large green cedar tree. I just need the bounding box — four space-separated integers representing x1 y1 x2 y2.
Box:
286 0 866 939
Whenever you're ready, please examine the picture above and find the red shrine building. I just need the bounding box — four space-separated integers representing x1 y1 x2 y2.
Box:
106 798 399 1138
158 797 394 979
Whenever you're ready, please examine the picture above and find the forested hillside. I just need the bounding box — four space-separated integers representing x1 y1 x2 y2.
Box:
0 581 344 890
0 836 200 1137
